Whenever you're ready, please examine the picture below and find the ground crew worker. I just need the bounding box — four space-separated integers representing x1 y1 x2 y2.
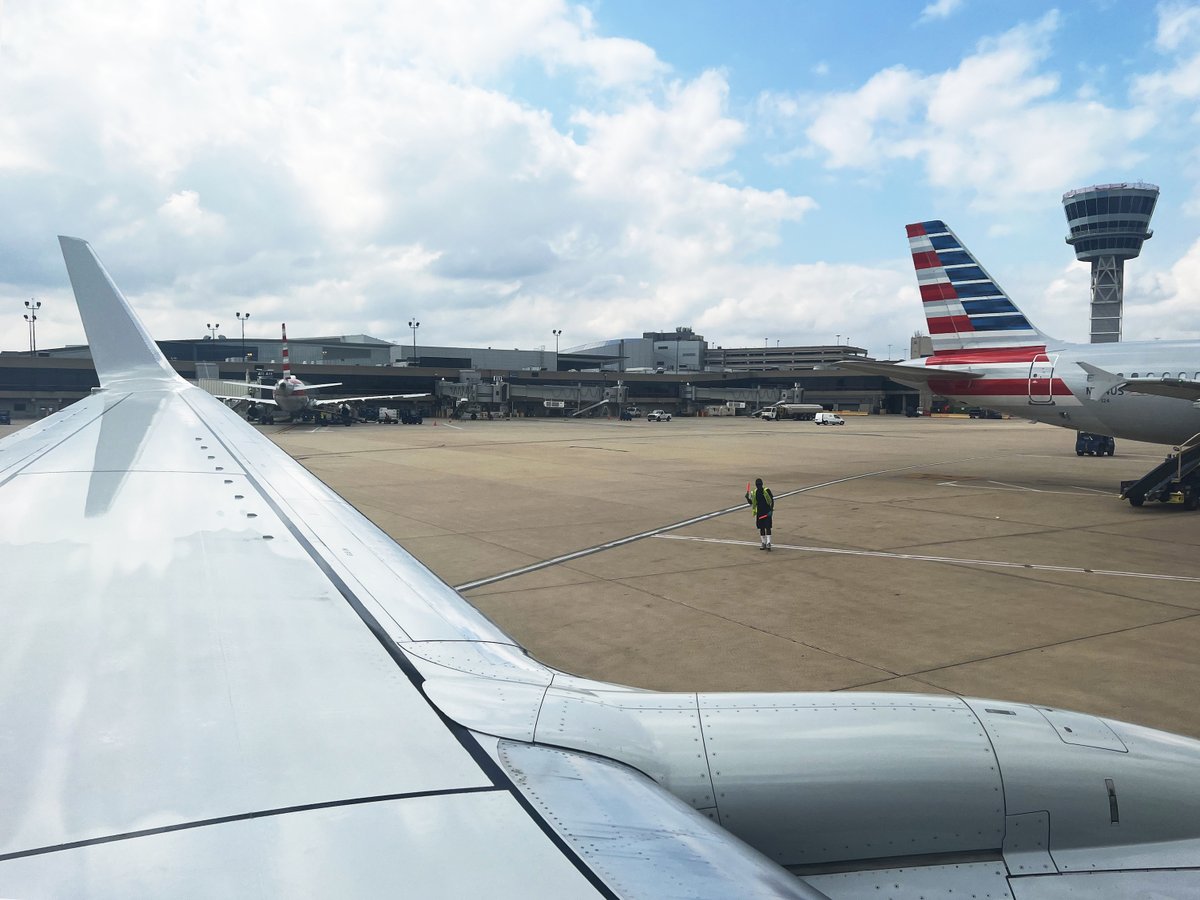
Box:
745 477 775 551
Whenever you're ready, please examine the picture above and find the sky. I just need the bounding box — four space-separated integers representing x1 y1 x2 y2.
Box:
4 0 1200 359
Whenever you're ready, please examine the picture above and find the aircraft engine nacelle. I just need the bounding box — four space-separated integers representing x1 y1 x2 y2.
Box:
407 641 1200 885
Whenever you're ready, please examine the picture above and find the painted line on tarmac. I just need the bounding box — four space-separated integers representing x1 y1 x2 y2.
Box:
938 480 1112 496
655 534 1200 584
454 459 979 591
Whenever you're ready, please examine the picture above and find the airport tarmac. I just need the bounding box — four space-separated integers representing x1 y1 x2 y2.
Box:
267 413 1200 740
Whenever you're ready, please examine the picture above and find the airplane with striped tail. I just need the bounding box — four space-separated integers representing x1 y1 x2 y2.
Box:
837 220 1200 446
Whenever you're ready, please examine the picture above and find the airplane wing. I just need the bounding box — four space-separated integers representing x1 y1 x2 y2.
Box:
1078 361 1200 402
5 238 1200 897
300 381 345 390
828 358 986 385
0 238 828 897
311 392 431 406
214 393 279 406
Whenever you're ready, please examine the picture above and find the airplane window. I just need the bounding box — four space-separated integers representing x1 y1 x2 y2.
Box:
1179 373 1186 380
1131 373 1139 378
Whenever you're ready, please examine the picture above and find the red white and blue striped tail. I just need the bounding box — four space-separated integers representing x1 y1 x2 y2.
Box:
906 221 1048 353
281 322 291 374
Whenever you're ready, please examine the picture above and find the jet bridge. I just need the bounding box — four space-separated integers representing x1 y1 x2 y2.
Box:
1120 434 1200 509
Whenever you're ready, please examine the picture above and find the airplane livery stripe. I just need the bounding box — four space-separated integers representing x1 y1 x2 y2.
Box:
920 283 958 301
911 250 941 269
925 346 1047 365
927 377 1073 397
927 315 974 334
906 220 1038 347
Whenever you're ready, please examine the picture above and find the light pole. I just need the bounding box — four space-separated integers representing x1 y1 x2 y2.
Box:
236 311 250 364
206 322 220 340
408 319 420 365
23 299 41 357
552 329 562 371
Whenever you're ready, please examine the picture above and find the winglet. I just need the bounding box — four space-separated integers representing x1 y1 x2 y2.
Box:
1077 361 1124 401
59 236 183 389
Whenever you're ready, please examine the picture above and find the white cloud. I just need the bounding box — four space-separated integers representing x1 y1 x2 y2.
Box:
919 0 965 24
794 13 1154 207
1154 1 1200 51
1125 235 1200 340
0 0 826 353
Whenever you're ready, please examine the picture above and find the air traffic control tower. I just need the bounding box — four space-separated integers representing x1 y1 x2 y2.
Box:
1063 182 1159 343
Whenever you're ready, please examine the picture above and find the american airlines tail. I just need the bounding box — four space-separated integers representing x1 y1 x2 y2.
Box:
281 322 291 374
906 220 1052 354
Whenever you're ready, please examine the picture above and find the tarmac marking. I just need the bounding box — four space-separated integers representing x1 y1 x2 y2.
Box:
655 534 1200 584
454 458 987 591
938 480 1113 496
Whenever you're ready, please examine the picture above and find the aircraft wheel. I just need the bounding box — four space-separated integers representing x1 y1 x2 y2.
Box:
1128 495 1145 508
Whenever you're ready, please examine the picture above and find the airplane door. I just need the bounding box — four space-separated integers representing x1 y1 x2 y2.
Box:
1028 354 1056 405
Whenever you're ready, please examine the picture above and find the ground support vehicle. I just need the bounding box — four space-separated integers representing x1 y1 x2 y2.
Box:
813 412 845 426
1120 440 1200 509
378 408 399 424
967 407 1003 419
1076 432 1115 456
400 411 423 425
760 403 822 421
647 410 672 422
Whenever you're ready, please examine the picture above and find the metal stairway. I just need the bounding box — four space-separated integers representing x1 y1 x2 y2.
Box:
1120 434 1200 509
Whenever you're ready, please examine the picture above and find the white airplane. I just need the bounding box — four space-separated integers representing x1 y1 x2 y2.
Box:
837 220 1200 447
1 237 1198 896
221 323 426 422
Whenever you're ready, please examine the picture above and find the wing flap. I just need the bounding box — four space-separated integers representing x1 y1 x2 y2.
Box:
497 739 831 899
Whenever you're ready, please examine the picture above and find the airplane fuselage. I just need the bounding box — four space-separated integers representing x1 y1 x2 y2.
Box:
272 375 315 414
897 339 1200 445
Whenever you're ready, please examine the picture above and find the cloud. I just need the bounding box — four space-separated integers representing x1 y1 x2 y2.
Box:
0 0 826 354
919 0 965 24
1154 1 1200 51
794 13 1154 207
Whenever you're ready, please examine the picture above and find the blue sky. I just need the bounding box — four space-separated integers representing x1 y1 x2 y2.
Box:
3 1 1200 358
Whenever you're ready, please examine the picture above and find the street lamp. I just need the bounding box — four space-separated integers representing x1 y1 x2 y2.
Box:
206 322 220 340
552 328 562 355
236 311 250 364
23 299 41 358
408 319 420 365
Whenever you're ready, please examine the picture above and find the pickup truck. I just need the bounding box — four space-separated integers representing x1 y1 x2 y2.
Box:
647 410 672 422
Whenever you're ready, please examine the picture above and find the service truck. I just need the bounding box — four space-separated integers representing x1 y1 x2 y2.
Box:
762 403 823 421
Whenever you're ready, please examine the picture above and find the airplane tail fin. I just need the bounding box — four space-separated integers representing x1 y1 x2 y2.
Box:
906 221 1050 353
281 323 291 375
58 236 184 389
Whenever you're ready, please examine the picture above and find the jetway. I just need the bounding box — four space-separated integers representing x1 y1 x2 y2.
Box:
687 385 785 411
435 376 629 416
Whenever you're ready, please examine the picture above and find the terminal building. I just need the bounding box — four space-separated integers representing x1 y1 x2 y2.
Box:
1 326 915 421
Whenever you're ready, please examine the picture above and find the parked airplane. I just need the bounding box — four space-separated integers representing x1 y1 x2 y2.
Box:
837 220 1200 446
1 236 1198 895
221 323 426 421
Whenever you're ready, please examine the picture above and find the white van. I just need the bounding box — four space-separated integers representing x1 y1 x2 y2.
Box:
813 412 844 426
